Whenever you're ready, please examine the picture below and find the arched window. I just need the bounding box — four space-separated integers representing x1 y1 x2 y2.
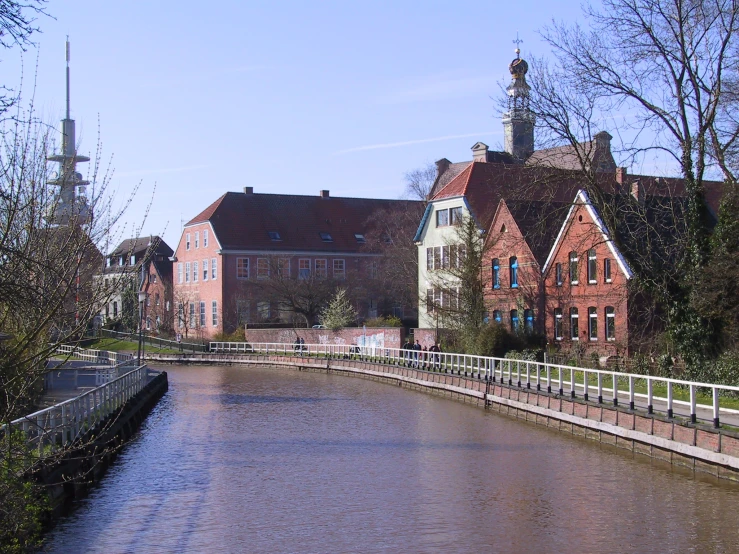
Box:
606 306 616 340
510 309 519 332
493 310 502 323
554 308 563 340
588 307 598 340
524 309 534 332
570 307 579 340
510 256 519 288
587 249 597 283
492 258 500 289
569 251 579 284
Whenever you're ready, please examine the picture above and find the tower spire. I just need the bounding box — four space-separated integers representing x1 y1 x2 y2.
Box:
47 38 91 225
502 34 535 161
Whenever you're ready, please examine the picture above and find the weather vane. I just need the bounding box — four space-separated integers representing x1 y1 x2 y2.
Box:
513 32 523 58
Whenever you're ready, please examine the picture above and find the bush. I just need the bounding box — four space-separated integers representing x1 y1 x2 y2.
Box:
213 328 246 342
364 316 402 328
474 323 522 357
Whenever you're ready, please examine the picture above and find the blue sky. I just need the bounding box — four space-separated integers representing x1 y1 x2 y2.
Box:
5 0 584 249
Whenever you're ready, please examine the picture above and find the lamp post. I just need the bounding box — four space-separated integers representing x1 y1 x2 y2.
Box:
137 290 147 366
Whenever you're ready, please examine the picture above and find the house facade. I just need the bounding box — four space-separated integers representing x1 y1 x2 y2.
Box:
172 188 420 339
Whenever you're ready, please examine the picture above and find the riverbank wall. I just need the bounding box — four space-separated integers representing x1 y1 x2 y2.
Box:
36 370 169 517
147 351 739 481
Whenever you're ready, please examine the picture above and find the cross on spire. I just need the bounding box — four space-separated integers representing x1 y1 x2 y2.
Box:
513 32 523 58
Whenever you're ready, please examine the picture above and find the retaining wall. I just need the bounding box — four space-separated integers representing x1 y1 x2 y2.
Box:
243 327 404 349
147 351 739 480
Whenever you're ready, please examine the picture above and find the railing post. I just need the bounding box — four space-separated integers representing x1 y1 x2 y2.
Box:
517 360 521 388
558 365 563 396
690 385 697 424
615 374 621 408
667 382 673 418
526 362 530 389
583 370 589 401
597 372 603 403
647 378 653 414
570 367 575 398
713 387 720 428
547 364 551 394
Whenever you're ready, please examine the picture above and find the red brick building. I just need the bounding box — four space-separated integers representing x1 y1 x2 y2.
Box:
172 188 419 339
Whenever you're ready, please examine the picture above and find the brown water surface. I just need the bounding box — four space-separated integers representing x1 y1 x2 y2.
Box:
43 365 739 553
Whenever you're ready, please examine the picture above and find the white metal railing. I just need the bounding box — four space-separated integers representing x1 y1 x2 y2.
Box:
55 344 136 367
208 341 739 428
2 365 150 455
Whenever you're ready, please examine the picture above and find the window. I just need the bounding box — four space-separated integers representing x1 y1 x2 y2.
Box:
200 301 206 327
130 254 136 265
606 306 616 340
185 262 190 283
203 259 208 281
146 295 150 307
509 256 519 288
333 259 345 279
587 249 597 284
236 301 249 325
369 260 378 279
177 263 183 284
268 231 281 241
354 233 365 243
257 258 270 279
155 293 160 306
319 232 333 242
193 261 198 282
433 246 442 270
237 258 249 279
493 310 502 323
203 230 208 247
257 301 270 319
588 307 598 340
436 209 449 227
189 302 196 328
554 308 563 340
315 259 327 279
277 258 290 278
510 309 520 332
426 247 434 271
195 231 199 249
178 303 184 328
569 251 579 285
492 258 500 289
151 273 157 284
555 263 563 286
570 308 579 340
165 301 170 312
119 256 124 266
456 244 466 266
212 258 217 280
212 301 218 326
426 288 435 313
442 245 450 269
107 257 111 268
186 233 191 250
450 206 463 225
105 304 109 318
604 258 612 283
299 258 311 279
146 317 151 330
524 309 534 332
113 301 118 318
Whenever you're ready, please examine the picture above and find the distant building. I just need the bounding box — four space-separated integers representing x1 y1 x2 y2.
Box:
98 237 173 333
172 188 419 338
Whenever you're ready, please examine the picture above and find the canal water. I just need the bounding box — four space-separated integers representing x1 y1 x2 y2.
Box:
43 365 739 553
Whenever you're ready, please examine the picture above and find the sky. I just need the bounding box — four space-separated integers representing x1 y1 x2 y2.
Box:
4 0 589 250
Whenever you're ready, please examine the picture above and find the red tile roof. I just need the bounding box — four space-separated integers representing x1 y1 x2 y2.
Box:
187 191 420 253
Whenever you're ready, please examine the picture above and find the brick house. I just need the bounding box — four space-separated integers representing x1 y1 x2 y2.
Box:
172 188 420 339
98 237 173 333
414 51 723 356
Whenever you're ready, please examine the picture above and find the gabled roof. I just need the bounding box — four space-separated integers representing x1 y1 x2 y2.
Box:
187 191 420 253
503 199 570 266
109 236 173 259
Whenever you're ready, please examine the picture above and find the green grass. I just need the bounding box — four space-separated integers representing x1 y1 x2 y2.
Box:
85 338 181 355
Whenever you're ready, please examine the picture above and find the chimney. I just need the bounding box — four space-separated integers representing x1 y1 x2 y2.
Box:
435 158 450 178
471 142 489 162
320 190 330 198
615 167 627 185
630 180 644 205
244 186 253 195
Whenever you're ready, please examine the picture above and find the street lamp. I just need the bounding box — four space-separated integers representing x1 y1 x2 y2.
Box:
137 290 148 366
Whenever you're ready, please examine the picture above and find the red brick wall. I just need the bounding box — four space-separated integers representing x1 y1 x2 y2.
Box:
543 202 630 357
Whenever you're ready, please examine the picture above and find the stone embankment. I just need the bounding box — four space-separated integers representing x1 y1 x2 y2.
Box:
147 351 739 480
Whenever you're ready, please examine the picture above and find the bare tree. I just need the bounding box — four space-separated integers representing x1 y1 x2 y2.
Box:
403 162 437 202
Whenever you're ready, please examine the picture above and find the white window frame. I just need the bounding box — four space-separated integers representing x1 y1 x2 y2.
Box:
195 231 200 249
203 259 208 281
237 257 249 279
570 308 579 340
604 258 612 283
185 262 190 283
606 306 616 340
212 300 218 326
212 257 217 280
333 259 345 279
554 308 563 340
569 252 579 285
299 258 311 279
203 229 209 248
588 307 598 341
257 258 270 279
199 301 206 327
186 233 191 251
315 259 327 279
587 249 597 284
193 261 199 283
177 262 183 284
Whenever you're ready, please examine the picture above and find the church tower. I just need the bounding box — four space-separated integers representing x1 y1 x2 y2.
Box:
502 40 535 161
47 39 91 225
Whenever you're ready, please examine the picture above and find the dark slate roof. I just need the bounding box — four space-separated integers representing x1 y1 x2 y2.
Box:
505 200 570 266
104 236 174 274
187 192 421 252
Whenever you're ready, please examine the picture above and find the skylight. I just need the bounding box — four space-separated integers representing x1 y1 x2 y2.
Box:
319 232 333 242
268 231 282 241
354 233 366 244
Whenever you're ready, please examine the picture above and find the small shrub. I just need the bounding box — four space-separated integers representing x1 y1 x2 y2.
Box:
475 323 522 357
364 316 402 328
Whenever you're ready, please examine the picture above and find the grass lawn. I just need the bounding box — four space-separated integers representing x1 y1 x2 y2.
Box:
86 338 181 355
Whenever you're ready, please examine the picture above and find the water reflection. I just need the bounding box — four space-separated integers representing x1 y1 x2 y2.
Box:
43 365 739 554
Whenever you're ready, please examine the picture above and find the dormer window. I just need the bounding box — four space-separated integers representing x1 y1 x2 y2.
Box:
319 232 333 242
354 233 365 243
130 254 136 265
268 231 282 241
119 256 124 266
106 258 111 268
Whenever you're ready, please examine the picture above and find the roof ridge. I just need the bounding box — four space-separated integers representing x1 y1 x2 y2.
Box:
432 162 474 200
